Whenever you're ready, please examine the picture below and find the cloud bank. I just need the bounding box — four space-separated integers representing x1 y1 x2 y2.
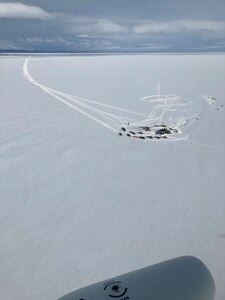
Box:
133 20 225 35
0 2 224 52
0 2 51 19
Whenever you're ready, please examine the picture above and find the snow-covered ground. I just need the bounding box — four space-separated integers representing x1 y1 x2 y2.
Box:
0 54 225 300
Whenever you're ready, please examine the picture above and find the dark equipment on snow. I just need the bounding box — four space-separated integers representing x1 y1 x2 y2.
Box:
155 128 171 135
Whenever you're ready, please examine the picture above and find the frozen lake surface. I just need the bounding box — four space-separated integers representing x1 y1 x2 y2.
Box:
0 54 225 300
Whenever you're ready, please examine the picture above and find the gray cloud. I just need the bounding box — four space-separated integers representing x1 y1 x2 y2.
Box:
51 14 225 38
0 39 21 50
133 20 225 35
0 1 224 52
0 2 51 19
62 16 129 35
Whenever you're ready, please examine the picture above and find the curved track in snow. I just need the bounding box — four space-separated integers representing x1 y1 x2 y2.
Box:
23 57 147 135
23 57 223 149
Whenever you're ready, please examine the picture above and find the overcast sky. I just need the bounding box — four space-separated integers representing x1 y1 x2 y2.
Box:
0 0 225 52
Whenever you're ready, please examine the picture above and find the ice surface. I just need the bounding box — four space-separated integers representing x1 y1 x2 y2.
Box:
0 54 225 300
23 57 207 143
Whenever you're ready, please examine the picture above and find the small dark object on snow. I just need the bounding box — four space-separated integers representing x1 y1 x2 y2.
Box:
121 127 126 131
118 132 122 136
139 136 145 139
155 136 161 139
142 126 150 131
155 128 171 135
127 134 131 137
129 131 136 135
147 136 153 139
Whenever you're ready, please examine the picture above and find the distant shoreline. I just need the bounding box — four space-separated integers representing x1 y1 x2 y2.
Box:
1 51 225 57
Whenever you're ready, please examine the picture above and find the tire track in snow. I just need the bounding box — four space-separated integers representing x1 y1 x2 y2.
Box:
23 57 225 149
23 57 146 134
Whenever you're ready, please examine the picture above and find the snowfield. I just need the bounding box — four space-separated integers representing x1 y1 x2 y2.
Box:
0 54 225 300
